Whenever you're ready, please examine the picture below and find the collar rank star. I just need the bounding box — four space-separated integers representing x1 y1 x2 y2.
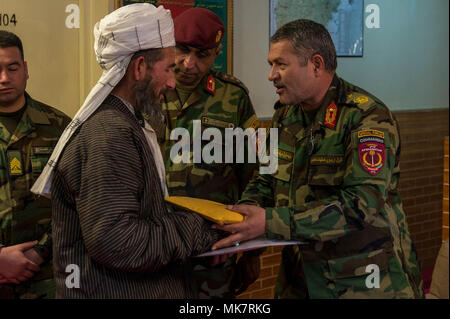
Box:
357 129 385 175
324 101 338 128
205 76 216 95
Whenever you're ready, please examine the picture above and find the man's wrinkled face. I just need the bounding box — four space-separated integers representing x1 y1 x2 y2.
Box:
173 44 219 88
135 47 175 120
0 46 28 108
268 40 316 106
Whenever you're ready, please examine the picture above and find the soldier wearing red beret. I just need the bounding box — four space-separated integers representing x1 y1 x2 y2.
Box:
156 7 262 299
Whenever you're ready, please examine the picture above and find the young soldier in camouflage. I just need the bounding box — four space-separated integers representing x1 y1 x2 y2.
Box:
212 20 424 299
155 8 260 298
0 31 71 299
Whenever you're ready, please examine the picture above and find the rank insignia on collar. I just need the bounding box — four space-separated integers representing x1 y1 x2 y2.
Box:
205 76 216 95
324 101 338 129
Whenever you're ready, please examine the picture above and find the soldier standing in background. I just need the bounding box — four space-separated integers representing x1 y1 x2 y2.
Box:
155 8 261 298
212 19 424 299
0 30 71 299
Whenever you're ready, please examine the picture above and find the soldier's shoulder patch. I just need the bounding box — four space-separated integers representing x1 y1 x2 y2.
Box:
212 71 249 95
357 129 385 175
358 129 384 139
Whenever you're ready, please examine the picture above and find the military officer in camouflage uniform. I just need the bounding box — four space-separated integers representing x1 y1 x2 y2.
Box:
155 8 260 298
0 31 71 299
212 20 424 299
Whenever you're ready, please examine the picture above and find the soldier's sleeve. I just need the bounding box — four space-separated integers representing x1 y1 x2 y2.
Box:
238 119 276 208
263 104 399 242
238 172 275 207
234 89 260 199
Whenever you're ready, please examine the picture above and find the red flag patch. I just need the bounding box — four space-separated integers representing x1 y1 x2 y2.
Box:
205 76 216 95
324 102 338 128
357 130 385 175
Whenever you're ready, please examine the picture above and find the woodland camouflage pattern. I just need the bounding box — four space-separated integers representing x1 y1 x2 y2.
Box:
158 70 259 204
157 70 259 298
0 93 70 299
239 75 424 299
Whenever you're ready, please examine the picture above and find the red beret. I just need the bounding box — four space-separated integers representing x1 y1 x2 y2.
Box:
174 8 225 49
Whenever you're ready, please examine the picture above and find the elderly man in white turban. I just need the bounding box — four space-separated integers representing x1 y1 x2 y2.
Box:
31 3 220 299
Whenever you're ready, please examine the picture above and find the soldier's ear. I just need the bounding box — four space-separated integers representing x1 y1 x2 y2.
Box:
311 54 325 75
24 61 29 80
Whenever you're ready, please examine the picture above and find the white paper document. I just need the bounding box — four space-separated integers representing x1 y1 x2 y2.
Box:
196 237 304 257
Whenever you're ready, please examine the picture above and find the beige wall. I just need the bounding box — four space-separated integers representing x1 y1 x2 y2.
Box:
0 0 113 118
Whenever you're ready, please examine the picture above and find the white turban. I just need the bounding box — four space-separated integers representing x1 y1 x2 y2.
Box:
31 3 175 197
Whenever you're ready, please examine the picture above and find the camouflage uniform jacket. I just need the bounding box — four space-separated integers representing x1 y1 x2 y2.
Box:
158 71 259 299
0 93 71 298
240 75 424 299
159 70 259 205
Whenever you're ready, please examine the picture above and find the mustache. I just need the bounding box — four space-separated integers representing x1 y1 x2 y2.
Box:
174 66 197 76
273 80 284 88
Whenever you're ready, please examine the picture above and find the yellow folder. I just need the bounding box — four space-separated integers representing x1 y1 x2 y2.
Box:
165 196 244 225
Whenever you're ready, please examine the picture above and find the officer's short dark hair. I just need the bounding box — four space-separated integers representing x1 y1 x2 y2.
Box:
0 30 24 60
271 19 337 72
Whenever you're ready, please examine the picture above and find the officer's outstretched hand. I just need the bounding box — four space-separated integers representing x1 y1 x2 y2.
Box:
211 205 266 250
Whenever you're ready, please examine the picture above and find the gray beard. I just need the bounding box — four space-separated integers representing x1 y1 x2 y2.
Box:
134 76 164 127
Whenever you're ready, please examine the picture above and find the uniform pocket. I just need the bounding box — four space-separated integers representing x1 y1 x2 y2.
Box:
273 149 294 183
328 248 390 279
271 150 293 206
308 155 345 186
324 248 396 298
30 146 54 178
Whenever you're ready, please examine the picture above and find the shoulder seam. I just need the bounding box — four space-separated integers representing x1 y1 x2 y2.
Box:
212 71 250 95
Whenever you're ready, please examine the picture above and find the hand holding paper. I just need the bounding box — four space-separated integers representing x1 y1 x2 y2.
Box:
211 204 267 250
